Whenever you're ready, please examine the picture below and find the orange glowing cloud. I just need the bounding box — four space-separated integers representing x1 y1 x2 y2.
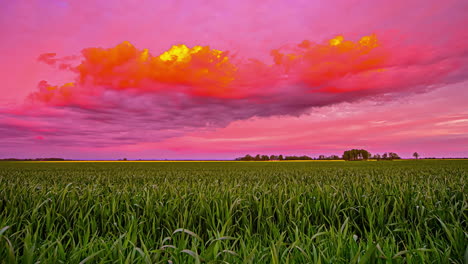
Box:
76 41 237 97
30 81 75 105
37 53 78 70
31 34 394 106
270 34 387 92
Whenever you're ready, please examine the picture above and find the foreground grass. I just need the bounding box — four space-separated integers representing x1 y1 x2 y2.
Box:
0 160 466 263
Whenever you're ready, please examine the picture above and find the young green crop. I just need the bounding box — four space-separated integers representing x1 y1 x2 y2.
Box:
0 160 466 263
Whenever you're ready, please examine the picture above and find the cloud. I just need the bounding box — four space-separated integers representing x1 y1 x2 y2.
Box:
149 81 468 158
29 33 468 110
37 53 58 65
37 53 78 70
31 35 392 102
2 31 468 154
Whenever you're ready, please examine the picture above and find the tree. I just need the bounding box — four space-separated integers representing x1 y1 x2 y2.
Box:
343 151 350 161
342 149 371 161
413 152 420 159
278 155 284 161
254 154 261 161
243 154 254 161
362 151 370 160
377 152 401 160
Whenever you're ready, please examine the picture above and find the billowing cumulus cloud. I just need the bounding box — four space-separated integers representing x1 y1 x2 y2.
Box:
31 35 393 103
26 33 468 123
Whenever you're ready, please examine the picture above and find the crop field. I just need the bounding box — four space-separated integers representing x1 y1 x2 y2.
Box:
0 160 466 263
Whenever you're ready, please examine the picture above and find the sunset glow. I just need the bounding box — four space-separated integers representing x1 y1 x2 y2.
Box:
1 0 467 159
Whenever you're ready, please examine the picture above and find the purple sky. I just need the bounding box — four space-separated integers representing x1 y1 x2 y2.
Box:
1 0 467 159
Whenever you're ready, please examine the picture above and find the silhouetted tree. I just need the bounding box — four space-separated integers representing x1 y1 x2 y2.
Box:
342 149 371 161
413 152 420 159
245 154 254 161
278 155 284 161
373 152 401 160
254 154 261 161
362 151 370 160
284 155 312 160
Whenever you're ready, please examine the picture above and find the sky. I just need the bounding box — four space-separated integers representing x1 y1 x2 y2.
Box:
1 0 467 159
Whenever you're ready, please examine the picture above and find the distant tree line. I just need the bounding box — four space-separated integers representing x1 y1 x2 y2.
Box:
371 152 401 160
317 155 341 160
236 150 402 161
235 154 342 161
342 149 371 161
342 149 401 161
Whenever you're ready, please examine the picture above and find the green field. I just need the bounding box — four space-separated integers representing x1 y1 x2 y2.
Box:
0 160 466 263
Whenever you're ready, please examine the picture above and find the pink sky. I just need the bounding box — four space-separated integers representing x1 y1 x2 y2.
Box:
1 0 467 159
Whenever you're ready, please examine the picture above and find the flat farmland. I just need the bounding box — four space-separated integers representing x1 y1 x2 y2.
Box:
0 160 466 263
